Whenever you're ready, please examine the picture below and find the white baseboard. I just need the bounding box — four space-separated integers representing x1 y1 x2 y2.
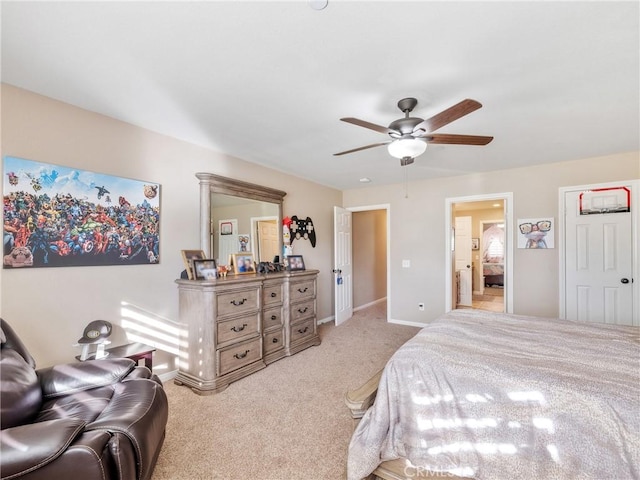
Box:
317 315 334 325
388 318 428 328
354 297 386 312
318 297 387 325
157 370 178 383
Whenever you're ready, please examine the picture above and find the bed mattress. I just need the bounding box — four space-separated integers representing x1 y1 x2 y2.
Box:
347 310 640 480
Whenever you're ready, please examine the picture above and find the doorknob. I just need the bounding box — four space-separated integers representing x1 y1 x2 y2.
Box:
621 278 630 284
467 265 471 269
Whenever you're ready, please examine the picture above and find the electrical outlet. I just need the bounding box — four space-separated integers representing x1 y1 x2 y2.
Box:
418 303 425 311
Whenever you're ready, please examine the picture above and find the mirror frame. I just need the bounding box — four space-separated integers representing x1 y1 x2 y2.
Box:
196 173 286 259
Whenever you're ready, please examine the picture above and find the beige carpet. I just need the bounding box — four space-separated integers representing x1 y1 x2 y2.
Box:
151 302 419 480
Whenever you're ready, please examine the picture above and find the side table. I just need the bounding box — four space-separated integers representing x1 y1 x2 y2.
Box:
76 342 156 370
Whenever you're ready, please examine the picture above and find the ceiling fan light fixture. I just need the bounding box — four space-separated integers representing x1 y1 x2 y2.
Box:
387 137 427 159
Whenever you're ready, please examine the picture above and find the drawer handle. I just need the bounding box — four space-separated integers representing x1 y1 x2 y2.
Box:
297 326 309 334
270 315 277 320
234 350 250 359
272 338 279 344
270 292 277 298
231 323 247 332
230 298 248 306
297 287 309 293
297 307 309 314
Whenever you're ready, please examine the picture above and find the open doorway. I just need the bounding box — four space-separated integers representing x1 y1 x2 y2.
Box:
445 193 513 314
352 209 388 311
334 204 390 325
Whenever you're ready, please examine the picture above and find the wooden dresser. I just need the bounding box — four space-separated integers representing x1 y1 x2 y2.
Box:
175 269 320 395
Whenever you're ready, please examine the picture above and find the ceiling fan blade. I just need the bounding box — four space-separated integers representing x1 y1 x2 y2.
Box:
425 133 493 145
414 99 483 133
333 141 391 156
340 117 399 135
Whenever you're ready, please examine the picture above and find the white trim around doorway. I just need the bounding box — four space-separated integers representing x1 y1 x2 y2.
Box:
558 179 639 323
445 193 514 314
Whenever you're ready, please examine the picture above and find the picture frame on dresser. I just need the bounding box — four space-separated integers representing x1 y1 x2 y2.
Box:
181 249 206 280
232 253 256 274
193 259 218 280
286 255 305 271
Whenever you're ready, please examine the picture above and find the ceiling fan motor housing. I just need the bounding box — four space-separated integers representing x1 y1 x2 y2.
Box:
389 98 424 137
388 117 424 137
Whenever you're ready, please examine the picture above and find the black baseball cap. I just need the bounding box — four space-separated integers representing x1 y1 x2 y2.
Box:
78 320 112 344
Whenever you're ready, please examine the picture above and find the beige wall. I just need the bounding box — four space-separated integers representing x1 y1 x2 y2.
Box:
0 84 341 369
352 209 387 308
2 84 638 368
344 151 639 323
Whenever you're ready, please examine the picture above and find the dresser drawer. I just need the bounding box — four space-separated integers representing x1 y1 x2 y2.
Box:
217 314 260 346
218 337 262 376
263 328 284 355
263 283 284 307
290 299 315 323
263 306 283 330
289 280 315 302
289 318 315 344
216 287 260 318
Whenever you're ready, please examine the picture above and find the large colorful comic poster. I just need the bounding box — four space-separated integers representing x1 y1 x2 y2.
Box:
3 156 160 268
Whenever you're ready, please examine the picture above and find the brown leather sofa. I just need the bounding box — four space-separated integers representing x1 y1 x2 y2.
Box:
0 318 168 480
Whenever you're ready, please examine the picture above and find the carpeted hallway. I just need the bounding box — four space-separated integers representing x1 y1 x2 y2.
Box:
151 302 419 480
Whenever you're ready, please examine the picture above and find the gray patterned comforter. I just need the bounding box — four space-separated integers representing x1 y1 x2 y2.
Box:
347 310 640 480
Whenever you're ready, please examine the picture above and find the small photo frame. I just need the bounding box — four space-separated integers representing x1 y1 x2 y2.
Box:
193 259 218 280
232 253 256 274
238 235 250 252
220 221 233 235
286 255 305 271
181 249 205 280
471 238 479 250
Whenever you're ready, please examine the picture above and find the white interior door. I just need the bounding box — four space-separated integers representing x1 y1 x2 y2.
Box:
217 219 238 265
257 219 279 262
454 216 473 307
334 206 352 325
564 188 634 324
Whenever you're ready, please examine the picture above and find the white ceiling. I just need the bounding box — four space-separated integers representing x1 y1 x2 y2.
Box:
2 1 638 191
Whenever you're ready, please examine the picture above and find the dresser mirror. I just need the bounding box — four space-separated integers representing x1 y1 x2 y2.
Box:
196 173 286 265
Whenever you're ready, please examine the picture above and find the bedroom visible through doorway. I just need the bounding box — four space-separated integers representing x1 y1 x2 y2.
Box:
446 193 513 314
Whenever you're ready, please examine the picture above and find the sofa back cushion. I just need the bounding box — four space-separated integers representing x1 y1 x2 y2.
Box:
0 319 37 369
1 349 42 429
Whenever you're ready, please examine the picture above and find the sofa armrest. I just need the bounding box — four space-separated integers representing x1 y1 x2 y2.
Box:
37 358 136 399
0 418 86 479
88 379 168 480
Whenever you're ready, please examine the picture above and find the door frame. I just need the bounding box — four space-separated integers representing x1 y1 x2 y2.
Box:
342 204 391 323
445 193 514 313
558 179 639 322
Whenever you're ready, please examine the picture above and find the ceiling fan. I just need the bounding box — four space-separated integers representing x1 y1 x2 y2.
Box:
334 98 493 166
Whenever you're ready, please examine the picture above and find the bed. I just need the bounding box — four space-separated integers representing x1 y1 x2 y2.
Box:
346 309 640 480
482 262 504 287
